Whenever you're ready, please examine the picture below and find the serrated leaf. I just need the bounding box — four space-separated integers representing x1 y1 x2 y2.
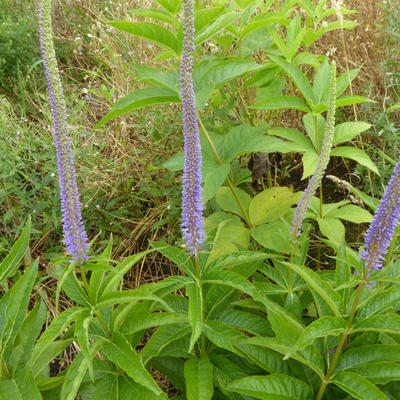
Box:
333 122 371 145
95 88 180 127
349 362 400 385
141 324 192 365
129 8 176 25
332 371 389 400
293 316 346 351
249 187 296 226
2 260 38 353
330 146 379 174
154 0 181 14
354 313 400 334
187 283 203 352
337 345 400 371
120 312 187 334
215 186 251 219
269 55 314 103
283 262 344 317
226 374 314 400
241 336 324 378
184 357 214 400
109 21 177 54
252 95 311 112
195 12 240 46
0 216 30 284
102 332 162 395
250 221 292 254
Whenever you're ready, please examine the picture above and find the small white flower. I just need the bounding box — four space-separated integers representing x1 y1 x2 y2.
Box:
96 204 100 209
51 173 55 177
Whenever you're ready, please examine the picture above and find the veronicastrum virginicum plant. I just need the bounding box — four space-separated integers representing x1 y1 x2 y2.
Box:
4 0 400 400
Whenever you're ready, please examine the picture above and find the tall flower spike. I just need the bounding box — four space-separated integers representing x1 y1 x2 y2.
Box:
180 0 204 255
39 0 89 262
361 160 400 274
291 61 337 242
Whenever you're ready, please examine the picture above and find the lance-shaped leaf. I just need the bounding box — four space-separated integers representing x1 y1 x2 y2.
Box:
184 357 214 400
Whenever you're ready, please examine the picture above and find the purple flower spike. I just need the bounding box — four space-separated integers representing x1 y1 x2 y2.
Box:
180 0 204 255
291 62 337 242
39 0 89 262
361 160 400 274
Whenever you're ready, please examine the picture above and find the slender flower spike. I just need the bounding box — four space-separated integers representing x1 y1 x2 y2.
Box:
361 160 400 274
39 0 89 262
180 0 204 255
291 61 337 242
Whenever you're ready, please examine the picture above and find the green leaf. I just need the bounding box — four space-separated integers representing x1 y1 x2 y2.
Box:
251 221 292 254
216 308 272 337
206 221 250 265
226 374 314 400
354 313 400 335
0 216 30 284
0 380 23 400
252 95 311 112
215 186 251 219
203 162 230 203
336 95 373 108
358 286 400 320
203 320 247 356
219 125 288 162
150 242 195 279
269 55 314 103
95 88 180 127
75 310 94 381
337 345 400 371
187 283 203 352
133 64 179 91
184 357 214 400
1 259 38 352
336 68 360 97
332 371 389 400
303 112 326 152
349 362 400 385
330 146 379 174
292 316 346 351
108 21 177 55
249 187 297 226
283 262 344 317
195 12 240 46
141 324 192 365
268 127 315 153
241 337 324 378
129 8 176 25
197 59 264 90
316 217 345 243
100 249 155 295
203 251 271 275
27 308 83 372
236 342 290 374
60 352 90 400
102 332 162 395
333 122 372 145
313 59 331 104
154 0 181 14
10 301 47 371
328 204 373 224
120 312 187 334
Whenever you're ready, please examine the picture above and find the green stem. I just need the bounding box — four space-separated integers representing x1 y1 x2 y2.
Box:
316 275 367 399
194 256 206 356
96 311 111 338
79 264 89 293
197 115 252 226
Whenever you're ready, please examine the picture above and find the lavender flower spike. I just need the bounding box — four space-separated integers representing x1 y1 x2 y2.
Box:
180 0 204 255
39 0 89 262
361 160 400 273
291 62 337 242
